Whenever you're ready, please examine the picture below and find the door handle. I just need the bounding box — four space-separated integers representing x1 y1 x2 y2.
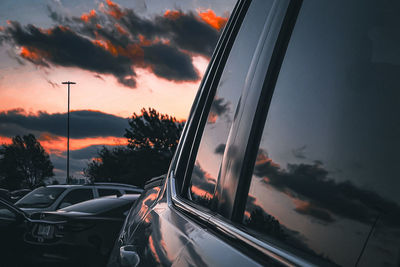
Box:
120 245 140 267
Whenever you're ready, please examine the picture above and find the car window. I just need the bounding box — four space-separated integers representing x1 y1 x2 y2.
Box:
58 188 94 209
241 1 400 266
98 188 121 197
15 187 66 208
124 190 140 194
187 0 274 209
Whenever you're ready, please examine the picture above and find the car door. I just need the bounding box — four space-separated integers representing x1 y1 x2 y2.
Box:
108 0 300 266
0 199 28 266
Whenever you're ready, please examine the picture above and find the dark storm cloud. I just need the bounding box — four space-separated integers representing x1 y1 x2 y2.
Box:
207 97 230 123
214 143 226 154
253 149 400 226
2 21 137 87
143 44 198 81
0 1 225 88
0 109 127 138
294 202 335 224
67 145 112 160
191 163 216 195
210 98 230 116
154 11 220 56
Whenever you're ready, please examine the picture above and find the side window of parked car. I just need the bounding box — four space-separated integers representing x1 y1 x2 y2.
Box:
187 0 274 209
241 0 400 266
124 190 139 194
58 188 94 209
98 189 121 197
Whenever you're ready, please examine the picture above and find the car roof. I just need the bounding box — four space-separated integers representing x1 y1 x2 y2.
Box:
41 184 142 190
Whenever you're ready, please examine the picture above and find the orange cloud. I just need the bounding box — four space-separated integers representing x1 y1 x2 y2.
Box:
255 152 281 169
81 9 97 23
105 0 125 19
198 9 228 30
20 47 42 62
91 157 103 163
92 37 145 63
1 134 124 158
114 23 127 35
191 185 213 200
38 132 62 142
37 135 127 155
0 136 12 145
164 10 182 20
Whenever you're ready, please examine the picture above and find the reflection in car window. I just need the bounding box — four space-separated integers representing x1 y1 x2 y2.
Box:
243 1 400 266
58 188 94 209
189 0 274 208
15 187 65 208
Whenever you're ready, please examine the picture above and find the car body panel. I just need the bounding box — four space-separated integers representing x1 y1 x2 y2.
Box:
25 195 140 266
109 0 400 266
15 184 143 214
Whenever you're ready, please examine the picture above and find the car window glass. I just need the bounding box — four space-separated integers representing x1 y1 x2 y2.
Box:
124 190 139 194
58 188 94 209
242 1 400 266
188 0 274 208
15 187 65 208
98 189 121 197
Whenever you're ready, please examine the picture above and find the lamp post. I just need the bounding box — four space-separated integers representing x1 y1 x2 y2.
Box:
62 81 76 184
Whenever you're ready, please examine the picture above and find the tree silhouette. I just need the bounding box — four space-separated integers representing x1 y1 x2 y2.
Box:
84 108 184 187
0 134 54 190
124 107 184 154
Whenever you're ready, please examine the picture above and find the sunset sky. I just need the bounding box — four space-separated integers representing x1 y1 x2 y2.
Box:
0 0 236 182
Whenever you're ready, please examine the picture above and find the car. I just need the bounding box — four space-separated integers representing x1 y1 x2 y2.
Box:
0 188 11 202
15 183 143 214
108 0 400 266
25 194 140 266
0 198 30 266
9 189 31 203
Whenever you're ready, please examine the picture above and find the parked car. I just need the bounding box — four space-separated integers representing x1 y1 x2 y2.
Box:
9 189 31 203
0 188 11 202
25 194 140 266
108 0 400 266
15 183 143 214
0 198 30 266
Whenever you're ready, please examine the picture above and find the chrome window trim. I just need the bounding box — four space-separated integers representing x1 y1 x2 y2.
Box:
168 172 315 267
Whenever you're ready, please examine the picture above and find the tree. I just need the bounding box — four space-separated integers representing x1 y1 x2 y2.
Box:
124 107 184 155
0 134 54 190
84 108 184 187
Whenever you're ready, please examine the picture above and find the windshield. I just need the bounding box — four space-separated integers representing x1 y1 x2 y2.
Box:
61 198 129 214
15 187 66 208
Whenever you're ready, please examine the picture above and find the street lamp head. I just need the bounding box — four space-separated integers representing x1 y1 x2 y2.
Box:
62 81 76 85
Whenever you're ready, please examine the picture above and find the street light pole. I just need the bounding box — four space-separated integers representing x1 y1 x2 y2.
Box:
62 81 76 184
